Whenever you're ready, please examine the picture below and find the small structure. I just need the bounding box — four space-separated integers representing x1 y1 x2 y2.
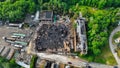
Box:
15 41 28 46
16 61 30 68
0 21 3 26
1 47 10 57
6 49 14 60
8 23 23 28
0 46 5 54
39 11 53 22
0 46 15 60
33 11 40 22
115 37 120 43
12 33 26 38
118 21 120 26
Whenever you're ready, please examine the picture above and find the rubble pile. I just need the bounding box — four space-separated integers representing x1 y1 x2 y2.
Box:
35 24 69 51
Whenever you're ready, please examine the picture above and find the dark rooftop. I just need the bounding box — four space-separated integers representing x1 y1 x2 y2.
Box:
39 11 53 21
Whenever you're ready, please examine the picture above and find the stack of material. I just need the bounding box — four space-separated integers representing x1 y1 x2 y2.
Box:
35 24 69 51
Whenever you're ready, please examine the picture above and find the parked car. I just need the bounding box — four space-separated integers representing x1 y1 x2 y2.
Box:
14 45 23 48
0 21 3 26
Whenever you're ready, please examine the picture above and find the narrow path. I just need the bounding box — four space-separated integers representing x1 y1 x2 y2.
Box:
109 26 120 67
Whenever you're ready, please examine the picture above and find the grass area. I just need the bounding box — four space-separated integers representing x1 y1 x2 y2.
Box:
94 44 117 65
79 44 117 65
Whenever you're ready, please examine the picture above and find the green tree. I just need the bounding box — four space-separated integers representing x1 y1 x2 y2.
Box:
98 0 106 9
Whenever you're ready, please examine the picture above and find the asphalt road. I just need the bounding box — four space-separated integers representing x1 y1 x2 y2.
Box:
109 26 120 67
36 53 114 68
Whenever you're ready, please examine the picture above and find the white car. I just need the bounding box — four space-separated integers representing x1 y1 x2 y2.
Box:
14 45 23 48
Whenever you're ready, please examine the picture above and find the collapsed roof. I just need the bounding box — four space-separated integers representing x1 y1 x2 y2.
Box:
35 24 69 51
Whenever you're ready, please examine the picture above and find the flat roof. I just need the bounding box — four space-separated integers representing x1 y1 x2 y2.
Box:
39 11 53 21
15 41 27 46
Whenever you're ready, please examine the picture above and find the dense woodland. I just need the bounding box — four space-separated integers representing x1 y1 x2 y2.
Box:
0 0 120 22
0 0 120 64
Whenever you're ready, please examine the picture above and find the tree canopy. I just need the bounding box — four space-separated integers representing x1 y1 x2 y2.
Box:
0 0 36 22
0 57 22 68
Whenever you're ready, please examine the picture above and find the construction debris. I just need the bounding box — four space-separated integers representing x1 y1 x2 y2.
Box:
35 23 69 51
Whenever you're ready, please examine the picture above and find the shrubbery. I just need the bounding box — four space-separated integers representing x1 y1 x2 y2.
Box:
30 55 38 68
0 57 22 68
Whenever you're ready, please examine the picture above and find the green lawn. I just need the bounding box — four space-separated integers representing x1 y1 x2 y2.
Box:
94 44 117 65
79 44 117 65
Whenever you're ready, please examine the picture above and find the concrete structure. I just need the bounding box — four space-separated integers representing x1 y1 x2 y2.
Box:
6 49 14 60
114 37 120 43
33 11 40 22
0 46 15 60
39 11 53 22
1 47 10 57
0 46 5 54
76 12 87 54
0 21 3 26
8 23 23 28
16 61 30 68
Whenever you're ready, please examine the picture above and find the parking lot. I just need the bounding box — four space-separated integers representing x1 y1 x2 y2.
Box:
0 26 33 46
0 26 33 63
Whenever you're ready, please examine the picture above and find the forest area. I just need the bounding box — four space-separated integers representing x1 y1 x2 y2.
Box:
0 0 120 65
0 0 120 22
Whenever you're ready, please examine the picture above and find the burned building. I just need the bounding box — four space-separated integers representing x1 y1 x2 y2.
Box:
35 23 69 52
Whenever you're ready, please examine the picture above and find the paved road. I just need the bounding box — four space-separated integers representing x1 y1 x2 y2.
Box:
36 53 87 67
109 26 120 67
36 53 113 68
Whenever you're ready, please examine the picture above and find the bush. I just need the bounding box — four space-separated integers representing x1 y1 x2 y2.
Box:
113 31 120 39
30 55 38 68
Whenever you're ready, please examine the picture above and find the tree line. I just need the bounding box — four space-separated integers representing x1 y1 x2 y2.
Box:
0 0 120 22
